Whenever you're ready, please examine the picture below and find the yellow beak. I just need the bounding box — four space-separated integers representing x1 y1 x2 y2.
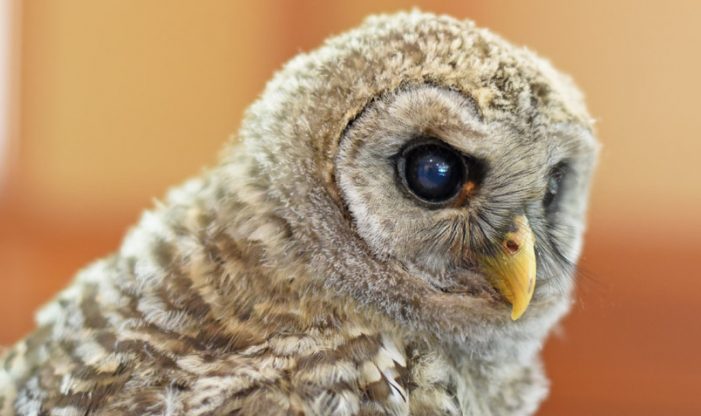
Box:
480 215 537 320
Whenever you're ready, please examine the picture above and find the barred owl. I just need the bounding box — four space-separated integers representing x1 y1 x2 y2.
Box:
1 11 598 416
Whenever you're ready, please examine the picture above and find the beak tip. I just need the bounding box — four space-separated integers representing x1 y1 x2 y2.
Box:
510 305 526 321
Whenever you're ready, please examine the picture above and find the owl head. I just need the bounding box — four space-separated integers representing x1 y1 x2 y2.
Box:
227 11 598 353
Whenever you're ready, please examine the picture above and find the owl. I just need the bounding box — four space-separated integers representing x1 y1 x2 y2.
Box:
0 11 598 416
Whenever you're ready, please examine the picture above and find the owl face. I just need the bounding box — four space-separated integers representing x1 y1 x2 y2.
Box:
336 84 597 324
235 12 598 345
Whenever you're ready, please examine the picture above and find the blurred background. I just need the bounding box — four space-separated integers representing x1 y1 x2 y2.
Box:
1 1 700 414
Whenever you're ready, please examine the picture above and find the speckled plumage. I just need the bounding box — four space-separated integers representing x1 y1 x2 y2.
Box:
1 11 598 415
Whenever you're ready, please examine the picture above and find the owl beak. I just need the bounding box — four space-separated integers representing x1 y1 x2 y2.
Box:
480 215 537 321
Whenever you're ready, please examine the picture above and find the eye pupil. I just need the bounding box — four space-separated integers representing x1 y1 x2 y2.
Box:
415 155 451 189
402 143 466 202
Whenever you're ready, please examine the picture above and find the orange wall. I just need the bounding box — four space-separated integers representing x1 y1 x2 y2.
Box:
2 2 700 415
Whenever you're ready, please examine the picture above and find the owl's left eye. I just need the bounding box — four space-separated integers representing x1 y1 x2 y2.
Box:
397 139 467 204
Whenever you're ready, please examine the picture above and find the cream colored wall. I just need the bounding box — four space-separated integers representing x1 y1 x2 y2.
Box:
16 1 283 220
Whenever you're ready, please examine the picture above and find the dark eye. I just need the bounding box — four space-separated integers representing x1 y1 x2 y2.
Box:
543 163 567 210
398 140 467 203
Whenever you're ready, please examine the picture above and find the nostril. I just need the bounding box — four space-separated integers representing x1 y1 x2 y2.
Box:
505 239 520 254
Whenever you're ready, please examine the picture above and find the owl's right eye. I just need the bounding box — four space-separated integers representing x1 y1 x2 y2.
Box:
543 162 568 211
397 139 467 204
